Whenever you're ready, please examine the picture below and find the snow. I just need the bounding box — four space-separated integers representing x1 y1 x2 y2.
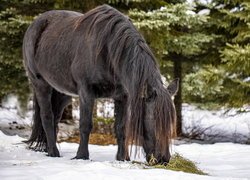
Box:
174 143 250 179
97 100 114 118
198 9 210 15
182 104 250 143
1 94 20 109
0 131 249 180
1 96 250 179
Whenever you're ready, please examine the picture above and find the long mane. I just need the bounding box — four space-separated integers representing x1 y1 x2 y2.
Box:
78 5 176 159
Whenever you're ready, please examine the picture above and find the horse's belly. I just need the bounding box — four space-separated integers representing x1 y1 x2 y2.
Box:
43 73 78 97
52 83 78 97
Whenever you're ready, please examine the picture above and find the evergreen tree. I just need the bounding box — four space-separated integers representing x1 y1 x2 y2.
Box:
184 0 250 108
0 1 34 106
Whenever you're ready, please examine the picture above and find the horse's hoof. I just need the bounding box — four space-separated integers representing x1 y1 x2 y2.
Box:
47 152 60 157
47 147 60 157
116 154 130 161
71 155 89 160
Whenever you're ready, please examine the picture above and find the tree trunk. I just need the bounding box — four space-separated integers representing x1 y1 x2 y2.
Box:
172 53 183 137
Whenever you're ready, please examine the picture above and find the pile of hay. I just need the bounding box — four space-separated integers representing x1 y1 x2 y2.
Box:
133 153 207 175
153 153 207 175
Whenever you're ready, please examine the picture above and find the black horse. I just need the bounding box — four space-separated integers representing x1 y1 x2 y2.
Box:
23 5 178 164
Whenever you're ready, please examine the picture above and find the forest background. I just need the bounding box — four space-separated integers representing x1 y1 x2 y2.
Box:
0 0 249 136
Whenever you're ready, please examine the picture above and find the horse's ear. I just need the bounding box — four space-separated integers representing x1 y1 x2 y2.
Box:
167 78 179 96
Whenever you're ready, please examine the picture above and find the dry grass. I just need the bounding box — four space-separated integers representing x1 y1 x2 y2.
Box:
153 153 207 175
132 153 207 175
62 132 117 145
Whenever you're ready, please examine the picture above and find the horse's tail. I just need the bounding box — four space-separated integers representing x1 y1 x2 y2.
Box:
22 16 49 151
24 93 47 152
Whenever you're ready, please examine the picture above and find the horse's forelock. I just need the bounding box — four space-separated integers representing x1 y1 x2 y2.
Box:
123 50 156 158
154 87 176 156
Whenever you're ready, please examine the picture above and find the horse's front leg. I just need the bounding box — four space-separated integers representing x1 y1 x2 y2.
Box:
114 99 130 161
75 91 94 160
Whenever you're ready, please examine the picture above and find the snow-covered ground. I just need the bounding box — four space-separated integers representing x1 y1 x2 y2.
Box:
0 132 250 180
182 104 250 143
0 131 250 180
1 95 250 179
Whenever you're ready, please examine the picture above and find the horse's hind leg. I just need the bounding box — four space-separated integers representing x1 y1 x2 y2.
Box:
114 99 130 161
32 79 59 157
51 89 71 142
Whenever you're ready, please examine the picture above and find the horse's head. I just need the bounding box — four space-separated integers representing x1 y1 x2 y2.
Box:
142 78 179 164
